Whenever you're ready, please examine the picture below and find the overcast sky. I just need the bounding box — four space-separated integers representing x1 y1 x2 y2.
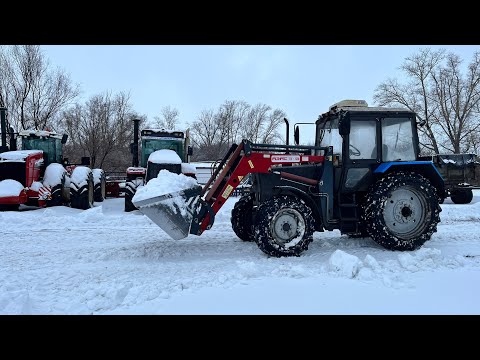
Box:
42 45 479 144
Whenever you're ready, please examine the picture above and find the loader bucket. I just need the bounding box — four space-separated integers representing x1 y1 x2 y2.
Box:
132 185 202 240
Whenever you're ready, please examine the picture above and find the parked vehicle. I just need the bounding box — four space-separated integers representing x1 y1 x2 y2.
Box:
133 100 448 257
0 107 106 211
124 119 196 212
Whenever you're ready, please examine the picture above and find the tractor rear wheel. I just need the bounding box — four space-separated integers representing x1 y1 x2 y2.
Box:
450 189 473 204
231 194 254 242
125 179 141 212
363 171 441 251
253 195 314 257
93 169 106 202
70 168 94 210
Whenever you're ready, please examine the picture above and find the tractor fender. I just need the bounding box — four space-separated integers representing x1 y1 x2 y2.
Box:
273 185 324 231
374 161 445 199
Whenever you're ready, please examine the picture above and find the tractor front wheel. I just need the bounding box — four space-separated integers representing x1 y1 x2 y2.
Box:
231 194 254 242
253 195 315 257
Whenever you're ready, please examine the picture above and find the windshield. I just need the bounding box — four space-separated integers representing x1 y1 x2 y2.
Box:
381 118 416 161
318 119 343 157
141 138 185 167
22 137 62 165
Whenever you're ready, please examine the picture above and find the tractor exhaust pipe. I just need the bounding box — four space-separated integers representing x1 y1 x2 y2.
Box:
9 127 17 151
284 117 290 154
132 118 140 167
0 107 7 150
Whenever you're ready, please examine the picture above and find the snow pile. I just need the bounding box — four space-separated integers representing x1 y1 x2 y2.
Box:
148 150 181 164
70 166 91 188
132 169 198 203
43 163 66 187
0 180 24 197
181 163 197 174
328 250 363 278
1 191 480 314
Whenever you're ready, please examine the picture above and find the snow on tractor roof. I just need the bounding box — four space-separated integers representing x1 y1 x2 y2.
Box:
0 150 43 161
148 149 182 164
19 129 64 140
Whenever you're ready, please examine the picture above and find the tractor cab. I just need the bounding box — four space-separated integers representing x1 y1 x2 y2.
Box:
315 100 419 193
19 130 68 167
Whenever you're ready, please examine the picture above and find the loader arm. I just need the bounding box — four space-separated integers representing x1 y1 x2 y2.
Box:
133 139 326 240
190 140 325 236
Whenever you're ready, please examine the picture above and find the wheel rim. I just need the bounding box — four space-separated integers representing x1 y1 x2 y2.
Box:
269 208 305 248
383 185 428 239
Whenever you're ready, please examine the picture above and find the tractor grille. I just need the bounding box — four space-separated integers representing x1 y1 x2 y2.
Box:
146 163 181 182
0 162 27 186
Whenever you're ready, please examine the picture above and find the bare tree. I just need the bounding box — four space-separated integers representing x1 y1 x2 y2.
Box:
430 52 480 153
189 100 287 161
0 45 80 132
374 48 445 154
61 92 139 171
189 109 225 161
153 105 179 129
374 48 480 155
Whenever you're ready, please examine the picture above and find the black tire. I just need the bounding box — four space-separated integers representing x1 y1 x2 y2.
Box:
450 189 473 204
0 204 19 211
46 173 66 207
125 180 139 212
253 195 315 257
231 194 254 242
362 171 441 251
93 169 106 202
70 171 94 210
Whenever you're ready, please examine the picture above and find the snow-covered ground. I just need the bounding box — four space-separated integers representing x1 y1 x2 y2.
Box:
1 191 479 314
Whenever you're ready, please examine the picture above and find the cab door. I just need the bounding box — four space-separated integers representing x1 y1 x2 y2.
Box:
341 116 379 192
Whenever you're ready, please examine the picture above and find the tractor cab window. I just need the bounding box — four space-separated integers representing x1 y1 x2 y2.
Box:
318 119 343 158
381 118 416 162
22 136 60 164
141 138 185 167
349 121 377 160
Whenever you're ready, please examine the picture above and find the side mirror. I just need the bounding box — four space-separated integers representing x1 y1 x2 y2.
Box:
294 126 300 145
81 157 90 166
61 134 68 144
187 145 193 156
338 113 350 136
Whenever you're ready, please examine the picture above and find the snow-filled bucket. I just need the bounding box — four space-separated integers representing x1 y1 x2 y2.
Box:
133 185 202 240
